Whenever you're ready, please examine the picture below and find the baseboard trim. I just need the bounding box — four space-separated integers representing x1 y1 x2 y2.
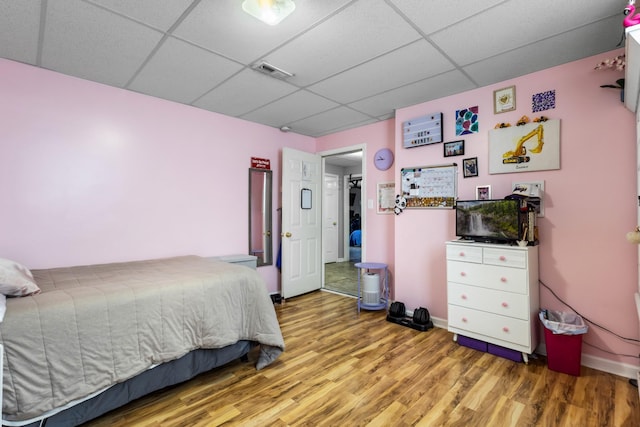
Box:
431 317 638 379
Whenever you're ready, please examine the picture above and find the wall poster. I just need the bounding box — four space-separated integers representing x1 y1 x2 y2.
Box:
400 164 457 208
488 119 560 174
377 182 395 214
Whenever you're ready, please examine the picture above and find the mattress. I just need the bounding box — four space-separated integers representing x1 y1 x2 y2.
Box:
0 256 284 422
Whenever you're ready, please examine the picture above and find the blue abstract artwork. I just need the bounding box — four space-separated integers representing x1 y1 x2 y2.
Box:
455 106 479 136
532 90 555 112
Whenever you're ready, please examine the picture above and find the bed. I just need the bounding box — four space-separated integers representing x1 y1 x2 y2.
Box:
0 255 285 426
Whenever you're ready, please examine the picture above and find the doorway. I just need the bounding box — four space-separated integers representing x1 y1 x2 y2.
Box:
322 147 365 296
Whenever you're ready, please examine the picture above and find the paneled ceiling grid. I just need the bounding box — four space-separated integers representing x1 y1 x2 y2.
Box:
0 0 625 137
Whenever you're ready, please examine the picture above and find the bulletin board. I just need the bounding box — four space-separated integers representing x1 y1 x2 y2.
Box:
400 164 457 208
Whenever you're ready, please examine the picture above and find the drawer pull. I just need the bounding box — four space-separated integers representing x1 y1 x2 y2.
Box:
502 327 509 333
460 272 467 277
459 251 465 257
461 294 467 300
499 256 506 261
462 317 468 323
501 302 508 308
500 277 507 283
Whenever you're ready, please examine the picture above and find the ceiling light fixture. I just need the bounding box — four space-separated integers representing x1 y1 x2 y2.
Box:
242 0 296 26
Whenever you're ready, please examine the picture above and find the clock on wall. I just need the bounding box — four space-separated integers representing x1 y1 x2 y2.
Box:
374 148 394 171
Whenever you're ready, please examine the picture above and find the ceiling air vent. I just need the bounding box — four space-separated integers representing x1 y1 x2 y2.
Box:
252 61 294 80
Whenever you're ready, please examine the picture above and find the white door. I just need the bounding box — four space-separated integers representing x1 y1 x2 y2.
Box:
281 147 322 299
323 173 339 264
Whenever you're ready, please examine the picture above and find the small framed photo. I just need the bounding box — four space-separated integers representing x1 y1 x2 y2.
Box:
493 85 516 114
301 188 312 209
476 185 491 200
463 157 478 178
443 140 465 157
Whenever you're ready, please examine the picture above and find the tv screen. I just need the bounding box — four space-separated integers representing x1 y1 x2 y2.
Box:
456 199 521 243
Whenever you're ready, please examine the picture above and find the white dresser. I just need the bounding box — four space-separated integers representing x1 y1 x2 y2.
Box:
446 241 539 362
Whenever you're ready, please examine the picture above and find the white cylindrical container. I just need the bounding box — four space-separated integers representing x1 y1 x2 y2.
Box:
363 273 380 305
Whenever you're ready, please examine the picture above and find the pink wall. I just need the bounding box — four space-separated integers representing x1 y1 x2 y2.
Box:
3 47 639 366
320 49 640 365
0 58 314 292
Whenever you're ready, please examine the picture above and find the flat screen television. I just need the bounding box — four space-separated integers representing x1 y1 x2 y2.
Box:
455 199 521 243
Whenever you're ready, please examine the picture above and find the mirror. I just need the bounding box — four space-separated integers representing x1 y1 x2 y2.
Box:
249 168 272 266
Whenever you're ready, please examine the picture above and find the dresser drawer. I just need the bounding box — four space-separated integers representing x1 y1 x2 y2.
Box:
448 305 530 347
446 244 483 264
447 261 528 294
447 282 530 320
483 247 527 269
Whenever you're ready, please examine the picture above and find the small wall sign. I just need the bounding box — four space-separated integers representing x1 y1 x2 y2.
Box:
251 157 271 169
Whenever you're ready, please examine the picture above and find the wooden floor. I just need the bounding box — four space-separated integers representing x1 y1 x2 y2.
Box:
86 291 639 426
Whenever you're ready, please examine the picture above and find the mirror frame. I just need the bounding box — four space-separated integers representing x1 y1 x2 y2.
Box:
248 168 273 267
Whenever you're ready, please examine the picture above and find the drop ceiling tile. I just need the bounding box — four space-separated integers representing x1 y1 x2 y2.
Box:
288 106 372 136
129 37 244 104
388 0 505 34
0 0 41 64
242 90 338 128
431 0 621 66
464 16 623 88
173 0 353 64
193 68 299 117
308 40 455 104
87 0 194 31
350 70 476 117
42 0 163 87
266 0 422 86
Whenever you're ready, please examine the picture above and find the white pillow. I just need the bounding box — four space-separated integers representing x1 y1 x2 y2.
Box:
0 258 41 297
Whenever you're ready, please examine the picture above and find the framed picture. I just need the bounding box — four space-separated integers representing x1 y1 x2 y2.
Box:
377 182 395 214
463 157 478 178
476 185 491 200
493 85 516 114
443 140 465 157
301 188 312 209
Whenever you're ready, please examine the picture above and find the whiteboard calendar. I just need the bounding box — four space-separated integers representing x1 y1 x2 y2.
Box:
400 164 457 208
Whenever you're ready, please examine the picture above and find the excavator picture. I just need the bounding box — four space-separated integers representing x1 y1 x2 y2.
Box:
502 124 544 164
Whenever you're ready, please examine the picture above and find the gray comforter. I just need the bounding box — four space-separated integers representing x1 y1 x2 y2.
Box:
0 256 285 422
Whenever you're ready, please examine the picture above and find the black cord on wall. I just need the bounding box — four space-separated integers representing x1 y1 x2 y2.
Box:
539 280 640 351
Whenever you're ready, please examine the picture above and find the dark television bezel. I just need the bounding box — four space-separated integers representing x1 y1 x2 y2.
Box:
455 199 521 244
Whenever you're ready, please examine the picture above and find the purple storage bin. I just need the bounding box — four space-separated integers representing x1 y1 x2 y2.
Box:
488 343 523 362
457 335 488 352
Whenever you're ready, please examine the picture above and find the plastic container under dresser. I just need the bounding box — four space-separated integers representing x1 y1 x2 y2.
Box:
446 241 539 363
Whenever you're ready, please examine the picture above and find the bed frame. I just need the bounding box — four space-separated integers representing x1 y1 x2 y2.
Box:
12 342 253 427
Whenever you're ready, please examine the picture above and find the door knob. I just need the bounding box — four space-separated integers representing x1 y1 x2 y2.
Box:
284 232 292 238
265 231 271 236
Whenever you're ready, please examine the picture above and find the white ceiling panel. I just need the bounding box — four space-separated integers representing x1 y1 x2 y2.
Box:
349 70 477 117
0 0 40 64
0 0 626 137
42 0 163 87
308 40 456 104
173 0 352 64
87 0 194 31
387 0 506 35
464 16 625 88
431 0 621 66
193 68 299 117
242 90 339 128
129 37 243 104
288 106 372 136
265 0 421 86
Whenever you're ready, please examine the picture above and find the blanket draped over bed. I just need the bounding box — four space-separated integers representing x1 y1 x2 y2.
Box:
0 256 285 422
